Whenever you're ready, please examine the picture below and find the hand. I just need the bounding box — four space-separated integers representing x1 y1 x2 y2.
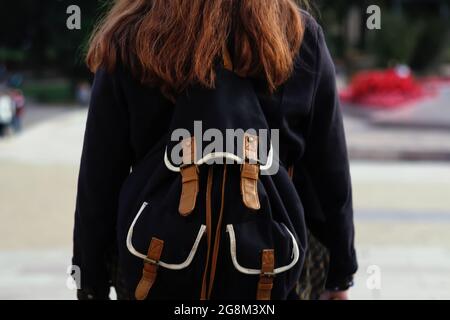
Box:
319 290 349 300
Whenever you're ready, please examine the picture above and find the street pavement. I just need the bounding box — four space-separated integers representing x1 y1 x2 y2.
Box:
1 104 450 300
344 84 450 161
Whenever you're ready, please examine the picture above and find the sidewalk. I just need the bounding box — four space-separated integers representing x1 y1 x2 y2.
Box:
343 84 450 161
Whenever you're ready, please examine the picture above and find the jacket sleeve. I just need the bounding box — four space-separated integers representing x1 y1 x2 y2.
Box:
72 67 132 299
300 26 358 289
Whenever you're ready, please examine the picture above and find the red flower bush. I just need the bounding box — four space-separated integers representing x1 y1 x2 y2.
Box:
340 68 429 108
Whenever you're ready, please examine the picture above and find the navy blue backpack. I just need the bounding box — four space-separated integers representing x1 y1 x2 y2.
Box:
116 50 307 300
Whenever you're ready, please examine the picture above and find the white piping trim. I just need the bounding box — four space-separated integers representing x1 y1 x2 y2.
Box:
164 144 274 172
164 151 181 172
126 202 207 270
226 223 300 275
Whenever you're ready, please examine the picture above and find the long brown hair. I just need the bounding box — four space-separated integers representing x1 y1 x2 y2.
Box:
87 0 305 101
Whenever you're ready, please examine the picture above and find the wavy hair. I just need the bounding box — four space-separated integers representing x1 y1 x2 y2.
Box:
86 0 305 101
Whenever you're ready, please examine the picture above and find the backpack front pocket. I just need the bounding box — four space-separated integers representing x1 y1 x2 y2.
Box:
226 222 301 276
126 202 207 299
211 219 305 300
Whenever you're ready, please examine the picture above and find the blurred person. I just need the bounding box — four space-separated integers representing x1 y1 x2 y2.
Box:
0 90 15 137
0 72 25 135
74 0 357 300
10 89 25 133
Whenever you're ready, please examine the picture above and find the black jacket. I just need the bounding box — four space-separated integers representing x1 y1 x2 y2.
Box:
73 13 357 299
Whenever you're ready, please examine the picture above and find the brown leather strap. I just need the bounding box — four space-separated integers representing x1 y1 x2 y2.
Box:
241 163 261 210
179 137 199 216
135 238 164 300
200 167 214 300
241 134 261 210
256 249 275 301
179 165 199 216
207 165 228 299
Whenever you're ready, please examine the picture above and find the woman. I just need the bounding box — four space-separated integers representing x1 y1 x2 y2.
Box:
73 0 357 300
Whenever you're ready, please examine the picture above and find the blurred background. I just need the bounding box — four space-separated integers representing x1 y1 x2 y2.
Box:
0 0 449 300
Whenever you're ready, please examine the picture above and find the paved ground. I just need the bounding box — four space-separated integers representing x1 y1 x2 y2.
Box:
343 84 450 161
1 104 450 300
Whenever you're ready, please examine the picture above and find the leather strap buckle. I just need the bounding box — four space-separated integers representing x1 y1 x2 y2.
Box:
135 238 164 300
257 249 275 301
261 272 276 278
181 137 197 165
243 133 258 163
143 257 159 266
